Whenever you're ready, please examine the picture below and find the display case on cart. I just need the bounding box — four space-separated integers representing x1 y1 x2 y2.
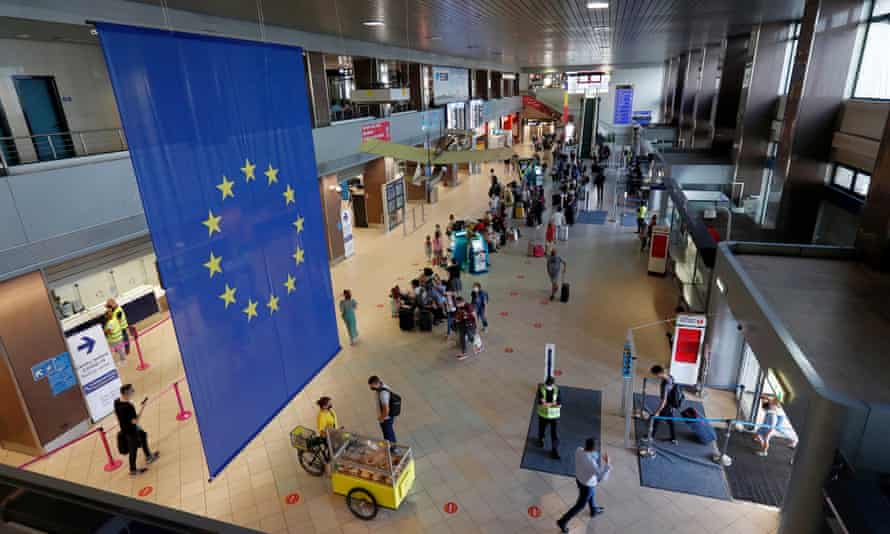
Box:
328 429 415 514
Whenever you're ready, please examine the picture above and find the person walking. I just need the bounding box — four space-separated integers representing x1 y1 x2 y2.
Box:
536 376 562 460
470 282 489 333
446 257 463 295
432 230 444 267
368 376 399 445
424 235 433 264
636 202 648 235
104 308 127 363
650 365 680 444
594 171 606 208
106 299 130 354
340 290 359 345
444 288 458 340
557 438 610 532
454 298 481 360
114 384 159 476
547 249 567 301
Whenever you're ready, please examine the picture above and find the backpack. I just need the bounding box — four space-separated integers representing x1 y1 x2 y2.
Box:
667 381 685 409
382 387 402 417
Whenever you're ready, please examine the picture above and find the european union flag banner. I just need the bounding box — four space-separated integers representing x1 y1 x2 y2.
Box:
95 23 340 476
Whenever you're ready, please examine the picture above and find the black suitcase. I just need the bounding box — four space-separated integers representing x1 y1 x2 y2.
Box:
526 212 535 227
419 310 433 331
560 283 570 303
399 306 414 331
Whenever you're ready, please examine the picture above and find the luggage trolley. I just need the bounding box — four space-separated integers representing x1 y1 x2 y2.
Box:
291 426 415 521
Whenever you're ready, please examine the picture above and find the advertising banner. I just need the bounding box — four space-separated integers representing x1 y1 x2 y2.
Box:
432 66 469 105
66 324 122 422
361 121 391 142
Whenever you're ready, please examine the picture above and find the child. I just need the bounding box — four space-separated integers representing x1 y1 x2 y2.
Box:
432 231 443 267
424 235 433 264
389 286 402 318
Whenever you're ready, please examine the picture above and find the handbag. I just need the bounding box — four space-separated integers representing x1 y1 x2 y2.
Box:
116 431 128 455
473 334 483 351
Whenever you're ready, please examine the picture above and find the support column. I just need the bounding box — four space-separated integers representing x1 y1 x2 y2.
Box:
779 396 843 534
713 34 750 154
474 70 489 99
856 105 890 269
693 44 723 149
491 71 503 99
408 63 424 111
304 51 330 128
678 48 704 148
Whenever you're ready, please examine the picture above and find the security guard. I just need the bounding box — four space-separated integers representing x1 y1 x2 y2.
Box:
636 202 648 235
536 376 562 460
104 309 126 363
106 299 130 354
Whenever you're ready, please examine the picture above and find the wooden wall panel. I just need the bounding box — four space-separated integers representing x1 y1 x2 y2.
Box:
363 158 386 225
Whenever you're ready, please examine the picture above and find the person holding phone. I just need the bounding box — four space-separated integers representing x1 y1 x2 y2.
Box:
114 384 160 475
557 438 611 532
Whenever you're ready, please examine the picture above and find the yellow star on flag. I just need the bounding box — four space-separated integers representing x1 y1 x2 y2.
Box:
242 298 259 321
219 284 237 308
292 247 305 265
216 175 235 200
202 210 222 236
284 274 297 294
241 158 256 181
266 294 280 313
264 164 279 185
283 185 295 205
203 251 223 278
293 215 305 233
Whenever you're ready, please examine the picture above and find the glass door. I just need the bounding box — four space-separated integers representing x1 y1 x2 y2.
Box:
737 343 762 422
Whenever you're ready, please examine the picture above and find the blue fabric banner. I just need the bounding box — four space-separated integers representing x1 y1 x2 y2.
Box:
95 23 340 476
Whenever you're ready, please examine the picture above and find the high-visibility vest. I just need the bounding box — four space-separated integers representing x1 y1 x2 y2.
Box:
105 317 124 344
113 306 129 330
637 205 647 219
537 385 561 419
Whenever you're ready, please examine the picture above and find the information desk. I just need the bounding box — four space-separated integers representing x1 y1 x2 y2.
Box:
60 285 162 336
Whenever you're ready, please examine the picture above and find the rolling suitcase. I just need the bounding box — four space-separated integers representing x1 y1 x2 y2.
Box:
399 306 414 331
419 309 434 332
534 243 545 257
681 407 716 444
560 283 570 303
558 225 568 241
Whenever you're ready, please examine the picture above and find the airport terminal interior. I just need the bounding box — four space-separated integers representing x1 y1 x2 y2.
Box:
0 1 889 533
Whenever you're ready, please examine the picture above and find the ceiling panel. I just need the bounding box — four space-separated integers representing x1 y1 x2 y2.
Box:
126 0 805 67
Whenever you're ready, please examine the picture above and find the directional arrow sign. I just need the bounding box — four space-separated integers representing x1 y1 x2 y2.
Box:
78 336 96 355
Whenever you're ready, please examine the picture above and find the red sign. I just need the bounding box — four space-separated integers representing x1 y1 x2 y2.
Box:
444 502 459 514
522 96 561 119
285 493 301 505
138 486 153 497
528 505 542 518
651 233 669 259
361 121 391 142
675 328 703 364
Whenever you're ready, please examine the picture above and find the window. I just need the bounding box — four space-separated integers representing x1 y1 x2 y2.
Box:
830 164 871 197
853 7 890 99
778 23 800 95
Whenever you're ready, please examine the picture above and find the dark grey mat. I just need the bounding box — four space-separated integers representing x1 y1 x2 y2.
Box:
520 387 602 477
634 393 732 500
719 429 795 507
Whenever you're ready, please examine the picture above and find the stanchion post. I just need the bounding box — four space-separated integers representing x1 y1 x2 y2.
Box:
131 327 150 371
98 427 123 472
173 381 193 421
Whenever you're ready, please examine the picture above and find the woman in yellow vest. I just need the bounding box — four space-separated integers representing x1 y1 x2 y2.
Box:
106 299 130 354
104 309 126 363
536 376 562 460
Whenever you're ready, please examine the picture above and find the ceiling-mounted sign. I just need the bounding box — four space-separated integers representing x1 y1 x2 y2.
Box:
613 85 634 125
361 120 391 142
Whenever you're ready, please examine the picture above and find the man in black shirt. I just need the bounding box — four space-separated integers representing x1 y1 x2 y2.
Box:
650 366 678 444
446 257 462 295
114 384 159 475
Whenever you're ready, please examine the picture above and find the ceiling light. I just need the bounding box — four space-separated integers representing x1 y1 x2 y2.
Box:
428 35 442 40
362 20 384 27
16 33 30 39
587 2 609 8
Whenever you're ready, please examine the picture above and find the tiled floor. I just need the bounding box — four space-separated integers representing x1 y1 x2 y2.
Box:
1 143 780 533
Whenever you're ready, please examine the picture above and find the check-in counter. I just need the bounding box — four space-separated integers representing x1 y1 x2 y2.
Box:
60 285 163 336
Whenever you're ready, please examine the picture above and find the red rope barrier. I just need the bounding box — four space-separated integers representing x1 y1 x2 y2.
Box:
18 428 101 470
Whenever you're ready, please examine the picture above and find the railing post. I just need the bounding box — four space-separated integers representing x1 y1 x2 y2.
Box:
47 135 58 160
117 129 126 151
131 328 150 371
0 141 8 177
173 381 193 421
78 132 88 155
98 427 123 472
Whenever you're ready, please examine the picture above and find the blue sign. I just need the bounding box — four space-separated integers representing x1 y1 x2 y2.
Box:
632 110 652 126
31 359 55 382
48 352 77 396
614 85 634 126
97 23 340 477
621 343 634 379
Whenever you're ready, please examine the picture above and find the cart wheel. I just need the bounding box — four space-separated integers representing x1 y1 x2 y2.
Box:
346 487 378 521
298 450 325 477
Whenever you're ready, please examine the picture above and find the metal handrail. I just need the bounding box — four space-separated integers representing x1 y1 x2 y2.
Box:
0 127 127 166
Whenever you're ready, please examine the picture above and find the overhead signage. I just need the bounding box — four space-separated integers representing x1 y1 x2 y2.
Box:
432 66 469 106
66 324 122 422
613 84 634 125
361 120 391 142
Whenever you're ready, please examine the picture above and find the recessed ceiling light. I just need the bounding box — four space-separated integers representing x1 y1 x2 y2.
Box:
362 20 384 27
587 2 609 8
16 33 30 39
90 28 98 36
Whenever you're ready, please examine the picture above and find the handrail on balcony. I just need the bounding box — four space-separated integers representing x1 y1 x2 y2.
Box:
0 127 128 167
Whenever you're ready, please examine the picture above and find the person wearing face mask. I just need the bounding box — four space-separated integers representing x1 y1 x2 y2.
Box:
536 376 562 460
114 384 159 475
316 396 339 437
557 438 610 532
470 283 489 333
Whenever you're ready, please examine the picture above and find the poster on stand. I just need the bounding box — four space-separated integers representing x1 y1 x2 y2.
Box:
670 314 707 385
341 208 355 258
65 324 123 422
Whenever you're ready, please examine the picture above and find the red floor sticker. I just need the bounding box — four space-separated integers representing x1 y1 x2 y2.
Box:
137 486 153 497
499 311 509 317
376 303 384 308
444 502 459 514
516 275 525 279
533 322 543 328
510 291 519 297
504 347 514 353
554 369 563 377
540 299 550 305
285 492 300 505
528 505 542 518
